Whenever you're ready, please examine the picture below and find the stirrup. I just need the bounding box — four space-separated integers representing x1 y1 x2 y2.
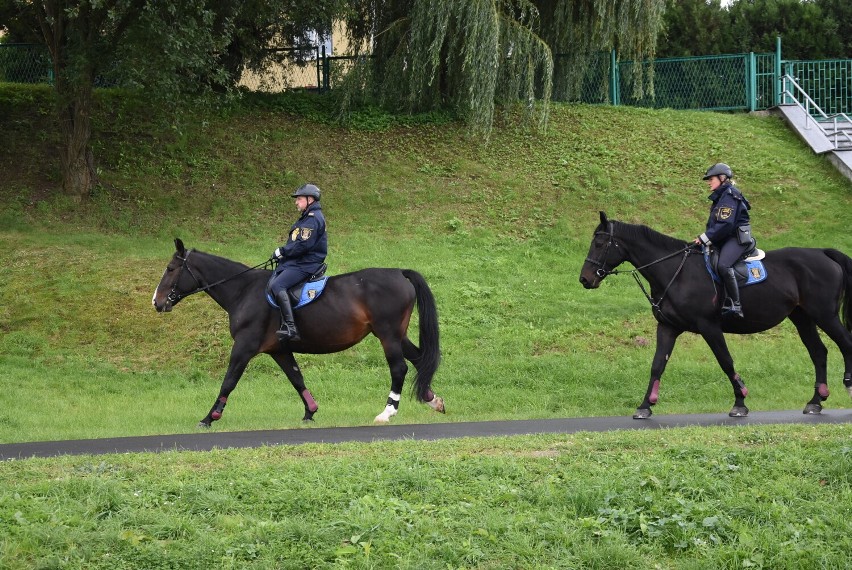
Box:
277 324 300 342
721 299 743 318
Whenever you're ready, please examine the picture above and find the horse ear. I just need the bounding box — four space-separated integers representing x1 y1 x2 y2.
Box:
175 238 185 255
599 211 608 225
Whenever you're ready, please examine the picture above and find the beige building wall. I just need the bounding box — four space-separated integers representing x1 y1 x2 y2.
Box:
239 21 358 92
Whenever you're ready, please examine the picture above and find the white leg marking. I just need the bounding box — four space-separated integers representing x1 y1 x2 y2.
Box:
374 405 398 423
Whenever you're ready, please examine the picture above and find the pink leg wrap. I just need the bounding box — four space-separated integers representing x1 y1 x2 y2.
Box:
302 389 318 412
649 379 660 404
211 396 227 420
819 384 830 398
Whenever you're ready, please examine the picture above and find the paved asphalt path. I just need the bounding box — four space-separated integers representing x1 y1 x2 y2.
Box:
3 409 852 461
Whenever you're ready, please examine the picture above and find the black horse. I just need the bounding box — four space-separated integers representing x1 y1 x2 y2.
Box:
152 239 444 426
580 212 852 419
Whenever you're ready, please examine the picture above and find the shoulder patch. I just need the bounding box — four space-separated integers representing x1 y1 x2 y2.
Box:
716 206 734 220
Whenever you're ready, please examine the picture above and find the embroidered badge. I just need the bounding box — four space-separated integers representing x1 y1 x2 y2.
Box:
717 207 733 220
750 267 761 279
299 228 313 240
291 229 299 241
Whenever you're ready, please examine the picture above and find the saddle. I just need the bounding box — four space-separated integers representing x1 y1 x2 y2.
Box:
704 246 767 287
266 264 329 310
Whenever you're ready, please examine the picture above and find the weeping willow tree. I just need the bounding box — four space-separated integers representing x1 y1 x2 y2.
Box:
340 0 666 134
537 0 667 103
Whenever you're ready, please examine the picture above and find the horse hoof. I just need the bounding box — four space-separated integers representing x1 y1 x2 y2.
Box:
428 396 445 414
803 404 823 415
197 421 211 428
633 408 652 420
728 406 749 417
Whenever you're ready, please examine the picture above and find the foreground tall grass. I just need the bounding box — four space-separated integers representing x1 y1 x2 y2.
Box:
2 425 851 569
1 85 852 444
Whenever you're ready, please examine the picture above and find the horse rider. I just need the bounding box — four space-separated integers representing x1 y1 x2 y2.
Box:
693 163 752 318
269 183 327 341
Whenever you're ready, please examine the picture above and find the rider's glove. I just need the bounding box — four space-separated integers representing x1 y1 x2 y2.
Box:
272 247 284 260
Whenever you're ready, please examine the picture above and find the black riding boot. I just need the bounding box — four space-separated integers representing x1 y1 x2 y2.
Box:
274 290 300 342
721 268 744 318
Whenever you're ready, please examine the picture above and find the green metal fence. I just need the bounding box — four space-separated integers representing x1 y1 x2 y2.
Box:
783 59 852 117
3 41 850 116
0 43 52 84
555 51 780 112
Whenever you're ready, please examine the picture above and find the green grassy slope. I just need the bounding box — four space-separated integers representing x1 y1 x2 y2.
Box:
1 85 851 443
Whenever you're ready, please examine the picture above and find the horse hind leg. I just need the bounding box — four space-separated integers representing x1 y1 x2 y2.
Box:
402 337 445 414
788 309 830 414
807 310 852 406
271 351 319 421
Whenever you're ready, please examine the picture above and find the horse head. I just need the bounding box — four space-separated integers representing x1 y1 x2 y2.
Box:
152 238 200 312
579 211 628 289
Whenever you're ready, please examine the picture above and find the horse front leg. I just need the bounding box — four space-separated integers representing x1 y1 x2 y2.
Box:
635 323 682 419
271 351 319 421
199 344 255 428
698 322 749 417
788 309 829 414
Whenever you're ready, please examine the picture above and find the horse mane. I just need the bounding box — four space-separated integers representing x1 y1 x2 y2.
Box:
191 249 254 272
614 220 689 251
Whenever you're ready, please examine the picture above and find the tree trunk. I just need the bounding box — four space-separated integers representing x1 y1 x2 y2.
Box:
57 81 97 200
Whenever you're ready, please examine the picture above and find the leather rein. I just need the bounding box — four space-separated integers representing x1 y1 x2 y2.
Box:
166 250 271 305
585 222 698 320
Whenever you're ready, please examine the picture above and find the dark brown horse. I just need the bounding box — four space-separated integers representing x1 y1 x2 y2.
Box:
152 239 444 426
580 212 852 419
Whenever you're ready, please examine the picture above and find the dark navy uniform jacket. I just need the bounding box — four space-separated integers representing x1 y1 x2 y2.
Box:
698 182 751 246
275 201 327 273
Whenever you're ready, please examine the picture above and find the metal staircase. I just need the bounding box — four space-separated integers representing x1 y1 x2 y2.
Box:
775 73 852 181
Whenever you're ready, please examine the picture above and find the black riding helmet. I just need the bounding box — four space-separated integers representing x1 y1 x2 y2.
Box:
292 183 321 200
702 163 733 180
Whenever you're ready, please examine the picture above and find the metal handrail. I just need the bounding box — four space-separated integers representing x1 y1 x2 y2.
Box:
782 74 852 149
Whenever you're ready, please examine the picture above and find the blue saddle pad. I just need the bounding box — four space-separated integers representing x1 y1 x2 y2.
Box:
266 276 329 310
704 253 767 287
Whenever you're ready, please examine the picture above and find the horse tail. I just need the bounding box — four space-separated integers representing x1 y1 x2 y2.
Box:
824 249 852 331
402 269 441 402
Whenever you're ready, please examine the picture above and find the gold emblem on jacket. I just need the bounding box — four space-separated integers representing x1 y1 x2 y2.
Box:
716 207 733 220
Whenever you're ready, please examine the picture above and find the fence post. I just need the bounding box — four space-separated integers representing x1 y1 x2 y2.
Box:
775 36 782 106
322 45 330 92
315 45 322 92
748 52 756 112
609 49 619 106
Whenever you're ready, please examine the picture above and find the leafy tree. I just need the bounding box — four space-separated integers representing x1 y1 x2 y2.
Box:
339 0 666 134
656 0 732 58
1 1 230 199
658 0 849 60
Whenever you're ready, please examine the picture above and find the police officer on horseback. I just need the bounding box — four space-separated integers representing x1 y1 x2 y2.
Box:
269 183 327 341
693 163 752 318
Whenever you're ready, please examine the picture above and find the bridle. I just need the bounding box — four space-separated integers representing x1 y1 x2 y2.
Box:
586 222 698 320
585 222 619 279
166 250 271 306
